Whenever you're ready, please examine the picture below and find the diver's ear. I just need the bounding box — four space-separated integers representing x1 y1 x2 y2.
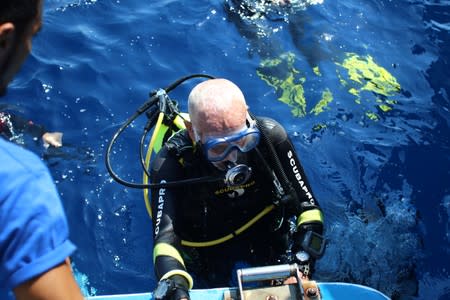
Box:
0 23 15 52
184 120 196 142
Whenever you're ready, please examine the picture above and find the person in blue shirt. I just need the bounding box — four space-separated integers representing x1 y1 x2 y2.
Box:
0 0 84 299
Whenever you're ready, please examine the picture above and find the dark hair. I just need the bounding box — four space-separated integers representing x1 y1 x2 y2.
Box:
0 0 40 35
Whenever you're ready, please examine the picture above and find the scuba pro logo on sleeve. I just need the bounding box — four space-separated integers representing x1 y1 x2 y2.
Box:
154 181 166 236
287 150 316 205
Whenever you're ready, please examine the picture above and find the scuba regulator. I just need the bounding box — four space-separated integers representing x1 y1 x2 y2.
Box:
224 162 253 187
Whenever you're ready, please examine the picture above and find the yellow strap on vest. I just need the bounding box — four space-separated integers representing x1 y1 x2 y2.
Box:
153 124 170 154
172 113 189 130
297 209 324 227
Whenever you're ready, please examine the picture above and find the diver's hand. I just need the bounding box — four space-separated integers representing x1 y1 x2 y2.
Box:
283 268 309 284
42 132 63 148
153 275 190 300
171 288 189 300
293 250 317 279
295 222 325 259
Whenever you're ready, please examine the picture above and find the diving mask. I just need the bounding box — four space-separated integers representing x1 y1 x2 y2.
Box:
196 118 260 162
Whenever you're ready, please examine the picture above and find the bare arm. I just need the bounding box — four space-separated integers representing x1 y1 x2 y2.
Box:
14 258 84 300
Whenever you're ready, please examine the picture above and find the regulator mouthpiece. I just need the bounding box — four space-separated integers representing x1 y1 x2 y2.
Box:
224 162 252 187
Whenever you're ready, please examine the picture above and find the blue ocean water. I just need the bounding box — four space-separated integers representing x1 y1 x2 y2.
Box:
2 0 449 299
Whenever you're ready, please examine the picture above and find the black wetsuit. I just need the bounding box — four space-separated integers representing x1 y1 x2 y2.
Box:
0 111 46 142
150 116 323 288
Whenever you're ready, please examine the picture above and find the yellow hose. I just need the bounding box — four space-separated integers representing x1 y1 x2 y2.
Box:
181 204 275 247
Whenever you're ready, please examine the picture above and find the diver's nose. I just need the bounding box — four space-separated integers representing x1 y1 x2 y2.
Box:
211 149 239 171
224 148 238 163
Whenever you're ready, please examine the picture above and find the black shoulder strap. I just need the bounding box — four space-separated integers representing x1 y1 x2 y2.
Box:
252 113 298 208
165 130 196 166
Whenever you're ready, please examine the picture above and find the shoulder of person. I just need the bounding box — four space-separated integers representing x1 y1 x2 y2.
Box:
255 116 288 143
0 138 49 181
165 129 194 156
